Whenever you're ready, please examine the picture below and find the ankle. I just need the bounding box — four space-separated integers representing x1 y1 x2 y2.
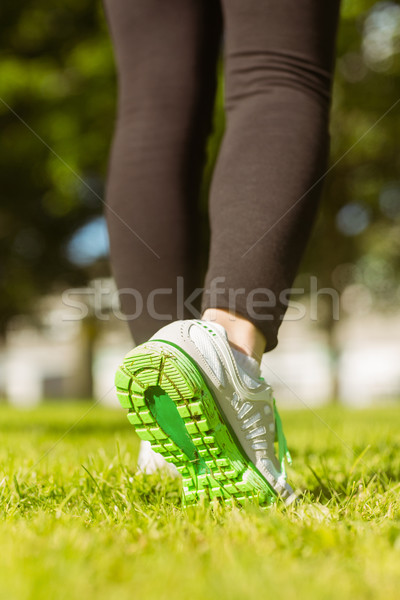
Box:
201 308 266 363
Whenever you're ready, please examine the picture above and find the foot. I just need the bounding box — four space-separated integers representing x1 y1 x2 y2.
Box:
115 319 295 505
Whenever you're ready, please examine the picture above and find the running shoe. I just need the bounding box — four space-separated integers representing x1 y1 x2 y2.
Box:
115 319 295 506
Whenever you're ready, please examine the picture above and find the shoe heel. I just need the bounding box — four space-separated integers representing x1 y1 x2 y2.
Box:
115 341 276 505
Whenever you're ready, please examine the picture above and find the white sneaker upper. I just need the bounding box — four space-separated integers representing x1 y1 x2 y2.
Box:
150 319 294 502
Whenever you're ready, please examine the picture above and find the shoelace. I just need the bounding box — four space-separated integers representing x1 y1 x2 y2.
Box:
273 398 292 478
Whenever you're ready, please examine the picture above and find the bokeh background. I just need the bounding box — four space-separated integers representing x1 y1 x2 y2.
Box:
1 0 400 407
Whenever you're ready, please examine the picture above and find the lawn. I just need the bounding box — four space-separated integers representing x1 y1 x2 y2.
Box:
0 401 399 600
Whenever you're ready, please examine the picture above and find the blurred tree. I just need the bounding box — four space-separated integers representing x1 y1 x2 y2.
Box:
300 0 400 399
0 0 115 332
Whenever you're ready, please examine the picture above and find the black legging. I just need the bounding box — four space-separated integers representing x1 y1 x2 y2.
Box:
103 0 341 351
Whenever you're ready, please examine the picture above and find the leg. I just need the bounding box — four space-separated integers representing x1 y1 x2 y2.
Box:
103 0 222 344
202 307 267 360
202 0 341 354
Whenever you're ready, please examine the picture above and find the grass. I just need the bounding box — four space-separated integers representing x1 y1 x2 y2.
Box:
0 401 399 600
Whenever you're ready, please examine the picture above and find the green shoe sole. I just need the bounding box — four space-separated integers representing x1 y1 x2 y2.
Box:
115 340 277 506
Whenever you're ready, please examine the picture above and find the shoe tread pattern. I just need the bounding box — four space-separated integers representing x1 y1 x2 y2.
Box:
115 343 276 506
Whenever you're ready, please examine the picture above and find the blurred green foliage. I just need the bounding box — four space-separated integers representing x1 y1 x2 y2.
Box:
0 0 115 330
1 0 400 331
304 0 400 317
